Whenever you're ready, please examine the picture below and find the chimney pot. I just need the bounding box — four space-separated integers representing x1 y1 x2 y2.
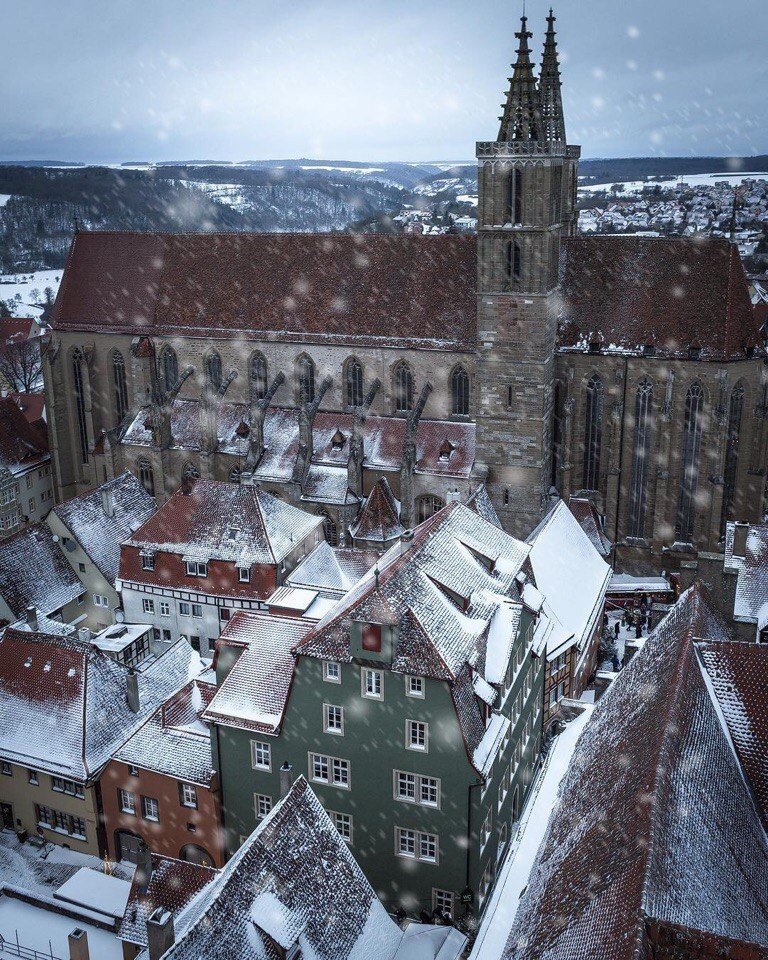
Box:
147 908 175 960
68 928 90 960
101 487 115 518
25 605 38 631
126 668 140 713
279 761 293 799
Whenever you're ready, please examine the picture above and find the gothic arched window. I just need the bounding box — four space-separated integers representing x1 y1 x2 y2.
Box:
582 375 604 491
72 349 89 464
720 383 745 537
394 361 413 413
160 346 179 393
112 350 129 425
676 382 705 542
514 168 523 223
205 352 223 391
416 495 444 524
182 461 200 481
137 458 155 497
250 353 268 401
345 359 364 408
229 466 242 484
626 379 654 538
451 366 470 417
297 355 315 405
320 510 338 546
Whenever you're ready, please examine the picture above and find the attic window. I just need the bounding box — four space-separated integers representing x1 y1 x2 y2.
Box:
588 339 601 354
688 344 701 360
643 343 655 357
361 623 382 653
331 429 346 451
235 421 250 438
141 553 155 571
439 440 454 462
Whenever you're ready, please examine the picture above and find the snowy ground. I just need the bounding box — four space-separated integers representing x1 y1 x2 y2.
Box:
0 270 63 318
0 896 123 960
579 171 768 196
469 706 593 960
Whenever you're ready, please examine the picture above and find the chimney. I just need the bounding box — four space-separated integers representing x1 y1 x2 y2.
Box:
147 908 175 960
733 523 749 558
101 486 115 518
279 761 293 799
135 840 153 894
126 668 140 713
400 529 414 555
240 471 255 487
77 627 91 644
25 605 38 631
68 928 90 960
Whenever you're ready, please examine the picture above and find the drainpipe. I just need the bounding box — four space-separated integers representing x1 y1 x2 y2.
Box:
612 356 629 568
464 778 483 914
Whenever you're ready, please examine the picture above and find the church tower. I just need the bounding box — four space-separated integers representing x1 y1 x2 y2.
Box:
474 10 579 537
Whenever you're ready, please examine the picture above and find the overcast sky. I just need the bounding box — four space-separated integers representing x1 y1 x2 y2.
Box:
1 0 765 164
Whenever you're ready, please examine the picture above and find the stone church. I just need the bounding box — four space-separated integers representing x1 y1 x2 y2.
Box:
44 13 767 572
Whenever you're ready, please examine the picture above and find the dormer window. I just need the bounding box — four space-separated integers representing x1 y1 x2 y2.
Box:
235 421 250 438
688 344 701 360
141 552 155 571
331 429 346 451
643 343 655 357
588 339 601 354
439 440 454 462
361 623 382 653
237 566 251 583
185 561 208 577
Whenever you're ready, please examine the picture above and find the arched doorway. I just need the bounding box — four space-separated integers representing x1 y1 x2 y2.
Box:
179 843 214 867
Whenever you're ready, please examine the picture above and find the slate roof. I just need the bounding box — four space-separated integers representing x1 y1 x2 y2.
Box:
148 776 464 960
0 630 197 781
0 396 48 475
559 236 763 360
699 641 768 827
724 521 768 629
124 478 322 568
53 472 156 585
114 680 217 785
567 496 612 558
51 231 478 351
286 542 380 598
504 585 768 960
350 477 403 544
203 612 311 734
465 485 502 529
51 232 760 361
118 855 217 948
527 499 611 655
0 524 83 619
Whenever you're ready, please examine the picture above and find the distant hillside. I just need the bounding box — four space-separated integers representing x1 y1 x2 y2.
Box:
578 156 768 185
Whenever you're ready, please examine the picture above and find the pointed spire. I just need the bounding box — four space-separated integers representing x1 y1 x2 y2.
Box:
498 15 543 142
540 8 566 142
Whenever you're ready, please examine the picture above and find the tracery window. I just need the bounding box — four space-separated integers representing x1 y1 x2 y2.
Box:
321 510 338 546
626 380 653 538
250 353 268 401
676 383 704 542
346 359 364 408
298 355 315 405
451 366 470 417
582 375 603 491
720 383 745 537
72 350 89 464
112 351 129 425
394 361 413 413
137 458 155 497
182 462 200 481
416 495 444 524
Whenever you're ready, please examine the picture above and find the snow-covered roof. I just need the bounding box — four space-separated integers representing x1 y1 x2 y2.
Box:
725 521 768 626
566 496 611 558
203 613 311 734
465 485 502 529
527 500 610 654
286 542 379 598
114 680 216 784
350 477 403 544
0 524 84 620
53 472 155 585
55 868 132 922
0 630 198 781
505 585 768 960
124 478 322 567
147 776 466 960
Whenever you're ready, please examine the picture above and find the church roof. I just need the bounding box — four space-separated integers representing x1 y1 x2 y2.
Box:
51 231 477 351
559 236 762 361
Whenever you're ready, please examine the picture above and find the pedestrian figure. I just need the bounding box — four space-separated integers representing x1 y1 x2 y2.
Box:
614 620 620 639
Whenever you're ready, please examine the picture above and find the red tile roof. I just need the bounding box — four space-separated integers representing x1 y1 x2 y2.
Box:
0 318 39 347
8 393 46 430
0 397 48 472
350 478 403 544
559 237 763 360
51 231 478 350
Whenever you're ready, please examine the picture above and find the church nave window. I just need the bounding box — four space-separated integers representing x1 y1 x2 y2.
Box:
626 380 653 539
720 383 744 538
297 355 316 405
345 359 364 408
205 351 223 391
250 353 268 401
394 361 414 413
136 458 155 497
676 382 704 543
451 366 470 417
582 375 603 492
72 349 89 465
416 495 444 524
112 350 129 426
160 346 179 393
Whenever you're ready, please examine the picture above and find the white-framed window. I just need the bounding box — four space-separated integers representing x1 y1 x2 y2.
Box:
329 810 353 842
142 597 154 614
405 719 428 752
323 661 341 683
160 601 170 617
179 601 190 616
28 769 39 785
433 889 454 920
481 807 493 850
237 566 251 583
142 796 159 822
119 789 135 814
141 554 155 571
191 603 203 618
393 771 440 808
479 862 493 907
28 498 35 513
179 783 197 808
395 827 438 864
323 704 344 735
26 476 33 490
405 675 425 698
250 740 272 771
254 794 272 819
308 752 350 789
185 561 208 577
361 668 383 700
94 594 109 608
51 777 84 798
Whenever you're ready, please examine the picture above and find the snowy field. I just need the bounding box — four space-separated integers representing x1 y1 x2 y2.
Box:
0 269 63 318
579 170 768 196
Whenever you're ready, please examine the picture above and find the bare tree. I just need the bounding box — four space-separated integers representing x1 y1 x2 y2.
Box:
0 338 43 392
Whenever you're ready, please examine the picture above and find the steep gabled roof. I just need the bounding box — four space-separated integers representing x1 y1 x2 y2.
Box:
53 472 156 584
0 523 83 619
505 586 768 960
286 542 379 598
725 521 768 628
0 396 48 474
51 231 478 351
0 629 197 781
124 478 322 567
350 477 403 545
567 496 612 558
